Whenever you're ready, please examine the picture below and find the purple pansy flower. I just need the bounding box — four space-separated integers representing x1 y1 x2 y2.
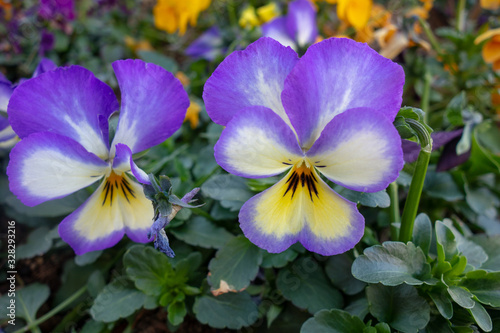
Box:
185 27 224 61
39 0 75 21
203 37 405 255
0 58 57 149
262 0 318 51
7 59 189 255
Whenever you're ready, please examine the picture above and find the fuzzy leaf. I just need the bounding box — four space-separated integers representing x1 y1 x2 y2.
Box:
171 216 234 249
300 309 365 333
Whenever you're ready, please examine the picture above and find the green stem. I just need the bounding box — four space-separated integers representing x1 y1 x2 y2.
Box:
456 0 466 32
417 16 443 55
389 182 400 241
13 286 87 333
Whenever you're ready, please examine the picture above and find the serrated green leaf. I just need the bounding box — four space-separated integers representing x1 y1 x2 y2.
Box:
448 286 475 309
300 309 365 333
429 290 453 319
325 253 365 295
337 188 390 208
193 292 258 329
208 236 262 293
424 170 464 201
261 247 299 269
90 279 146 322
461 270 500 307
277 257 343 314
16 283 50 323
167 301 187 326
468 301 492 332
351 242 432 286
171 216 234 249
412 213 432 255
366 284 430 333
436 221 459 263
201 174 253 211
124 245 173 296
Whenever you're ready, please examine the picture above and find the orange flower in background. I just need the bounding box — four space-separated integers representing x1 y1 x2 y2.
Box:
0 0 12 20
153 0 211 35
480 0 500 10
337 0 372 31
475 28 500 71
124 36 153 53
184 101 202 128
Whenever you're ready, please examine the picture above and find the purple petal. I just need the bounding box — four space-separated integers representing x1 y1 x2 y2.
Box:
8 66 118 159
282 37 405 148
262 17 297 50
32 58 57 77
113 143 151 184
110 59 189 154
0 81 13 112
58 174 154 255
185 27 224 61
307 108 404 193
214 106 303 178
436 136 471 171
286 0 318 48
239 167 364 256
203 37 299 126
7 132 108 207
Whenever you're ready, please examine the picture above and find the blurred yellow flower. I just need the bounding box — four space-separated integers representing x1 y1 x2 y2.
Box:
153 0 211 35
185 101 202 129
175 71 191 87
475 28 500 71
480 0 500 10
337 0 372 31
257 3 280 23
239 6 259 29
124 36 153 53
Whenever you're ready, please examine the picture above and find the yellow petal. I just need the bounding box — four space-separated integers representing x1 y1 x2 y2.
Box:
482 39 500 63
480 0 500 10
257 3 280 23
346 0 372 30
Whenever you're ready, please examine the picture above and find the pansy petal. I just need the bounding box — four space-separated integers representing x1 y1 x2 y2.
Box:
58 173 154 255
282 37 404 148
239 165 364 255
307 108 403 193
110 59 189 155
113 143 151 184
7 132 109 207
0 81 13 112
215 106 303 178
8 66 118 159
0 124 16 143
286 0 318 48
262 17 297 50
32 58 57 77
203 37 299 126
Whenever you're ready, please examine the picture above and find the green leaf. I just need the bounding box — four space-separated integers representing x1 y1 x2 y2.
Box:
208 236 262 293
466 122 500 176
16 283 50 323
261 247 299 269
123 245 173 296
424 170 463 201
366 284 430 333
441 220 488 269
171 216 234 249
429 290 453 319
412 213 432 255
277 257 343 314
201 174 254 211
75 250 103 266
436 221 459 263
445 91 466 126
461 270 500 307
266 304 283 328
471 235 500 271
90 279 146 322
468 301 492 332
448 286 475 309
374 322 391 333
16 226 58 259
300 309 365 333
351 242 432 286
337 188 390 208
167 301 187 326
80 319 107 333
344 296 369 320
137 50 178 72
193 292 258 329
325 253 365 295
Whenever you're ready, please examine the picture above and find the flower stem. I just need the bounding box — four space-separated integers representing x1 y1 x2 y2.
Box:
389 182 400 241
13 286 87 333
456 0 466 32
417 16 443 55
399 119 433 243
422 70 432 124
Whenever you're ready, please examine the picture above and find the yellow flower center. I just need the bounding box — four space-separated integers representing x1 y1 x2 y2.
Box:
101 171 136 206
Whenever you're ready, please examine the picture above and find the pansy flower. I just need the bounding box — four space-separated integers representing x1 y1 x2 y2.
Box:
185 26 224 61
262 0 318 51
203 37 404 255
0 58 57 149
7 59 189 255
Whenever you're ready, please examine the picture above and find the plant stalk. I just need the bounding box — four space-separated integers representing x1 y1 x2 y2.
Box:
389 182 400 241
